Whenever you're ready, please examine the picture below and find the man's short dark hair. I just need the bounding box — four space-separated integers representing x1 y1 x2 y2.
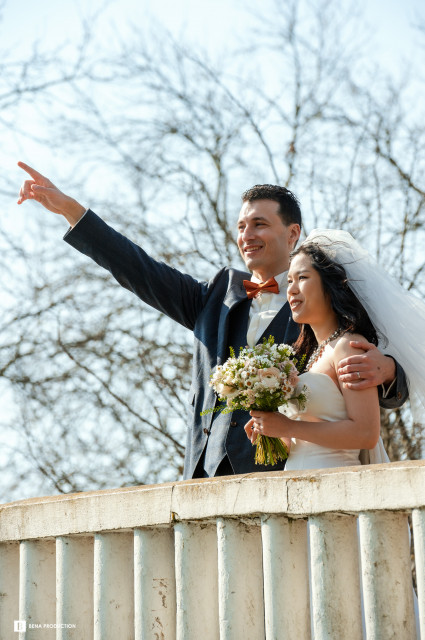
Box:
241 184 302 228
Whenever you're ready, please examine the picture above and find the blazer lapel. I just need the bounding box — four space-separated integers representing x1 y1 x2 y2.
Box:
217 275 301 365
256 301 300 345
217 278 250 364
226 298 252 357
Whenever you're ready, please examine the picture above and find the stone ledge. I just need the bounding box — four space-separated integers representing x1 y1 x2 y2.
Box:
0 461 424 541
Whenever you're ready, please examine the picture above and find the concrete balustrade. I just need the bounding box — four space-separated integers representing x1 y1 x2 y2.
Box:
0 542 19 638
93 532 134 639
19 539 56 639
134 527 176 640
310 513 363 639
0 460 423 639
174 522 218 640
359 511 417 639
261 515 310 639
413 508 425 638
217 518 264 640
56 536 94 639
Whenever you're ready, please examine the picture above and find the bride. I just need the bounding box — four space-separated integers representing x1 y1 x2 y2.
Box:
244 229 425 470
245 230 423 638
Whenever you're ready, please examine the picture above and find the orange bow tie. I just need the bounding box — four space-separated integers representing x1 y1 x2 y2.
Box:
243 277 279 299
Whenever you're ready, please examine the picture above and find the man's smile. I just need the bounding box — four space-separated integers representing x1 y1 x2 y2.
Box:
236 199 301 281
243 244 263 253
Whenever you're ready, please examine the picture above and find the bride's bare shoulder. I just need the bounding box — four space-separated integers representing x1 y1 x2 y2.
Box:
332 332 368 357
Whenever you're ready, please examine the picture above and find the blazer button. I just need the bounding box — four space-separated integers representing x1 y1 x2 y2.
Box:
397 392 402 400
203 428 210 435
230 421 237 427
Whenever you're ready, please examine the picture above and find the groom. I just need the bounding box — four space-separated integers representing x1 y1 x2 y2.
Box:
17 163 407 479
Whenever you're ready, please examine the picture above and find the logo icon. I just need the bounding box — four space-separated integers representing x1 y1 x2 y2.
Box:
14 620 27 632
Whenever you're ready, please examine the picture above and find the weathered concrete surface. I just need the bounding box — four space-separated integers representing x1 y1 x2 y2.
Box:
93 532 134 640
0 461 424 541
359 511 416 639
413 508 425 638
0 461 423 640
174 522 218 640
217 518 264 640
19 539 56 639
56 536 94 639
309 514 362 639
0 542 19 639
261 515 310 640
134 527 176 640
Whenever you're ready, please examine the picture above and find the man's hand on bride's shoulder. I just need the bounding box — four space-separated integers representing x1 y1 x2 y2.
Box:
337 339 396 389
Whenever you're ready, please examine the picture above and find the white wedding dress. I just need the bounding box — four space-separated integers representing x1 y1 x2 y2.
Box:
279 371 389 470
280 371 420 638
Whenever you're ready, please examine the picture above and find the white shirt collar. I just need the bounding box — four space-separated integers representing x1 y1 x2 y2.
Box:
250 270 288 288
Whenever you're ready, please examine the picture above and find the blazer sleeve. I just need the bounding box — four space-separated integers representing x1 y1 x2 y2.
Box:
64 209 209 330
378 359 409 409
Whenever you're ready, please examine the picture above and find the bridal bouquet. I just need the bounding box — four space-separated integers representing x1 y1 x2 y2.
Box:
207 336 308 465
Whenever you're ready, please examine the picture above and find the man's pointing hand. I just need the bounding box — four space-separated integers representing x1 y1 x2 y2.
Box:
17 161 86 227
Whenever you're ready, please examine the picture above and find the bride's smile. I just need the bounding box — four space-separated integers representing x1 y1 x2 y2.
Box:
287 252 338 342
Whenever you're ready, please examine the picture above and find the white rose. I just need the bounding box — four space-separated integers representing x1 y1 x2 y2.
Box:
258 367 280 378
246 376 260 387
260 377 280 389
217 383 235 396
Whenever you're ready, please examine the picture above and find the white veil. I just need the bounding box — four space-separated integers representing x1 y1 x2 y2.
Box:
302 229 425 459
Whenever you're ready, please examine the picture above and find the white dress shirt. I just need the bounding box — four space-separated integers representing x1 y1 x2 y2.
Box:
246 271 289 348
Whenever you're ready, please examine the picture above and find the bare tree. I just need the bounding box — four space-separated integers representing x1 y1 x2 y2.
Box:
2 0 425 500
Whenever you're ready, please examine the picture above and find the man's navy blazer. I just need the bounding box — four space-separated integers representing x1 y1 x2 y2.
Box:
65 210 408 479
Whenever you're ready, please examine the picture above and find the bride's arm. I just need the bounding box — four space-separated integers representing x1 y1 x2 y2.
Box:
247 338 380 450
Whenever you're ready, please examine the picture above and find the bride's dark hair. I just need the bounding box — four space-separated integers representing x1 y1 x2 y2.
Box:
290 243 379 367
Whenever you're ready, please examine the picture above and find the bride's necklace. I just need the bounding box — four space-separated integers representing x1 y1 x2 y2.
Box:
306 327 347 371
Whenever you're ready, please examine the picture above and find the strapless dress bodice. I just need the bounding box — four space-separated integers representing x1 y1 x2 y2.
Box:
279 371 361 470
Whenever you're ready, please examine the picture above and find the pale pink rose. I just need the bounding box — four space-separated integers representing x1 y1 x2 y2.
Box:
258 367 280 378
289 367 299 386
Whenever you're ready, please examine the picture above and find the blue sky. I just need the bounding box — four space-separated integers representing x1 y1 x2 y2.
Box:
2 0 424 65
3 0 425 234
3 0 424 162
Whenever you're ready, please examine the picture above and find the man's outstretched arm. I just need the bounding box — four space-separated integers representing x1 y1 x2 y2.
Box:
17 161 210 330
17 161 86 226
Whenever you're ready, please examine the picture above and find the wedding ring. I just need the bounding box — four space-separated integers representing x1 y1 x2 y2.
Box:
357 371 361 379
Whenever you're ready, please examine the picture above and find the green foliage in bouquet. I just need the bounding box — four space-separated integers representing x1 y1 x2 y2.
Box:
204 336 308 466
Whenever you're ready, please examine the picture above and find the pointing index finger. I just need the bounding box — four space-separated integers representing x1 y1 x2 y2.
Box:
17 161 45 182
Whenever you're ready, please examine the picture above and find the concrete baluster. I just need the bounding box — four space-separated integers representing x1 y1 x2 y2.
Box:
358 511 416 639
134 527 176 640
217 518 265 640
93 532 134 640
261 515 310 640
412 507 425 638
19 539 56 640
174 522 218 640
56 536 94 639
0 542 19 638
309 513 362 640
